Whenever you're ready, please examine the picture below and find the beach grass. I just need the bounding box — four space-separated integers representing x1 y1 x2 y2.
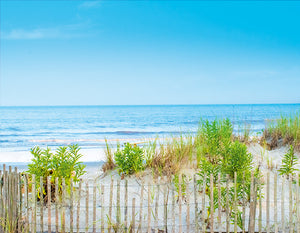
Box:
262 112 300 150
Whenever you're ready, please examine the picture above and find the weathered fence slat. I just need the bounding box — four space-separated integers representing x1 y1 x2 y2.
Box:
70 178 74 233
281 175 285 232
218 173 222 233
77 180 82 233
85 181 89 233
108 178 113 233
32 174 37 233
210 173 214 233
179 175 182 233
202 173 206 233
116 180 120 226
40 176 44 233
297 174 300 233
163 183 168 233
155 184 160 232
148 182 152 233
289 174 293 233
101 184 104 233
266 172 270 233
248 172 255 233
186 179 190 233
132 198 136 232
47 176 51 233
93 179 97 233
274 173 278 233
139 180 144 232
124 180 128 231
226 174 230 233
193 174 199 232
234 172 237 233
62 178 66 233
55 177 59 233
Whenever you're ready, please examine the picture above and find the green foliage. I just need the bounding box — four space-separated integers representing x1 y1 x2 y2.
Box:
196 118 233 164
223 141 253 178
27 144 86 197
114 143 144 176
196 118 258 228
279 145 299 176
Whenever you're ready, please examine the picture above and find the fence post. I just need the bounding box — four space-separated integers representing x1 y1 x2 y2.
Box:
155 184 160 232
40 176 44 233
124 180 128 231
139 180 144 232
289 174 293 233
172 184 175 233
132 198 136 232
55 177 59 233
248 172 255 233
101 184 104 233
116 180 120 226
70 178 74 233
266 172 270 233
163 183 168 233
210 173 214 233
186 179 190 233
218 173 222 233
108 178 113 233
179 175 182 233
281 175 285 232
148 182 152 233
258 175 262 233
297 174 300 233
93 179 97 233
234 172 237 233
226 174 229 233
77 180 82 233
274 173 278 233
47 176 51 233
193 174 199 232
85 181 89 233
32 174 37 233
62 178 66 233
202 173 206 233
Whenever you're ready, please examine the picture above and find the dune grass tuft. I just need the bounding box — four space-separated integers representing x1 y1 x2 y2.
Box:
262 113 300 150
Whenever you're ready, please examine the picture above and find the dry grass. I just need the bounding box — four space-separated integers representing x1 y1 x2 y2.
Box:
145 135 194 178
102 139 116 172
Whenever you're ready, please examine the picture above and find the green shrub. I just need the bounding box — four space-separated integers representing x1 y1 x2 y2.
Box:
114 143 144 176
196 118 258 228
27 144 86 199
279 145 299 176
223 141 253 178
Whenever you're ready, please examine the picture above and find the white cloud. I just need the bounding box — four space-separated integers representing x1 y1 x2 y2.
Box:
1 24 90 40
78 1 101 9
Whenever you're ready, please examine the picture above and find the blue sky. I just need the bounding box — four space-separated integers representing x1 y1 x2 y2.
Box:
1 1 300 106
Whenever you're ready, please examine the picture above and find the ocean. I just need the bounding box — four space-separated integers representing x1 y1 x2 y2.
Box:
0 104 299 152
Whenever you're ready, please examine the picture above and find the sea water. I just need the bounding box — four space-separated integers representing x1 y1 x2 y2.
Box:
0 104 299 152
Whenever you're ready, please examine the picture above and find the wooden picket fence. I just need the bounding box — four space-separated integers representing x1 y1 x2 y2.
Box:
1 164 300 233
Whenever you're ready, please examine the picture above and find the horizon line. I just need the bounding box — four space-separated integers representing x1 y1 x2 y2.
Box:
0 102 300 108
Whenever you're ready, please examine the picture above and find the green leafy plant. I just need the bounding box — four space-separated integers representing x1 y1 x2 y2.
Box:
27 144 86 200
196 118 259 229
114 143 144 176
279 145 299 176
